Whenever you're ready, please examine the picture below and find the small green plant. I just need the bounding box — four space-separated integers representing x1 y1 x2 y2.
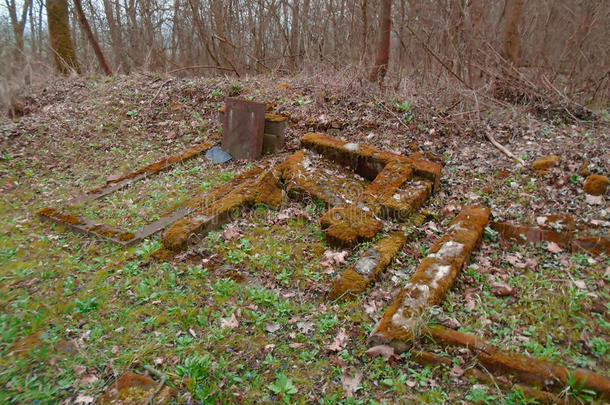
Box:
268 373 298 402
317 314 338 333
563 372 596 404
228 81 243 96
590 337 608 358
484 226 499 242
503 387 539 404
275 268 292 285
465 385 497 404
126 109 138 117
0 248 17 264
294 96 312 106
569 173 581 184
211 279 239 298
395 99 411 113
74 297 98 314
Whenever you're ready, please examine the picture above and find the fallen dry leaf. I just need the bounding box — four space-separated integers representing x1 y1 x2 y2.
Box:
220 313 239 329
222 223 241 240
449 365 465 379
341 369 363 398
585 194 603 205
491 281 516 297
72 365 87 376
106 174 121 183
505 254 526 268
363 300 377 315
80 375 98 385
442 317 461 329
320 250 349 272
265 322 281 333
328 328 349 352
547 241 563 253
365 344 394 360
289 342 304 349
297 320 315 334
573 280 587 290
74 394 94 404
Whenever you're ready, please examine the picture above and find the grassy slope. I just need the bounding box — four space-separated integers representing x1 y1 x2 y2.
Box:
0 73 608 404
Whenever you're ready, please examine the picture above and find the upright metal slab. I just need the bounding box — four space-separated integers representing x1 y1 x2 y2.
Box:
222 98 265 160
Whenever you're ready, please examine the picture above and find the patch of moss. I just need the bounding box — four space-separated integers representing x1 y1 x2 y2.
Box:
583 174 608 195
532 155 560 172
39 206 85 225
254 169 283 208
369 206 491 352
329 231 407 300
301 132 442 190
117 232 135 242
321 206 382 246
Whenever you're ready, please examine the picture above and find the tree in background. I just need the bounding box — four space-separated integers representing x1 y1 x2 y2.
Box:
73 0 112 75
5 0 32 63
503 0 524 67
47 0 80 74
369 0 392 84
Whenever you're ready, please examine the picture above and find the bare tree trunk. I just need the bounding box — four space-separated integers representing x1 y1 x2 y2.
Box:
361 0 367 61
503 0 524 66
5 0 32 62
369 0 392 83
188 0 221 67
73 0 113 75
289 0 300 68
102 0 127 72
211 0 238 74
47 0 81 74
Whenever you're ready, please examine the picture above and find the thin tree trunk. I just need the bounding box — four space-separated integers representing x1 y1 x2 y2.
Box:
73 0 113 75
211 0 238 75
289 0 300 68
369 0 392 83
5 0 32 62
47 0 81 74
503 0 524 66
361 0 367 61
188 0 221 67
102 0 128 73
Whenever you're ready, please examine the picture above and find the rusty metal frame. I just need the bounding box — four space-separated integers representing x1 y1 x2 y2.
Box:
38 142 213 246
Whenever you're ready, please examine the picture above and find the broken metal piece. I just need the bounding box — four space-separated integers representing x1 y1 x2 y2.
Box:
221 98 266 160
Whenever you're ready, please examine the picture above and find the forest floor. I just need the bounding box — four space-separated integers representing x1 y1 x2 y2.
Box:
0 72 608 404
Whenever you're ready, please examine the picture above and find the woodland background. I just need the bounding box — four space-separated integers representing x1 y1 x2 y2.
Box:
0 0 609 110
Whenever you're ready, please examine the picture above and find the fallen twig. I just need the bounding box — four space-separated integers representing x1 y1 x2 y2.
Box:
377 101 410 131
143 365 168 405
472 91 524 166
149 79 172 106
485 132 525 166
